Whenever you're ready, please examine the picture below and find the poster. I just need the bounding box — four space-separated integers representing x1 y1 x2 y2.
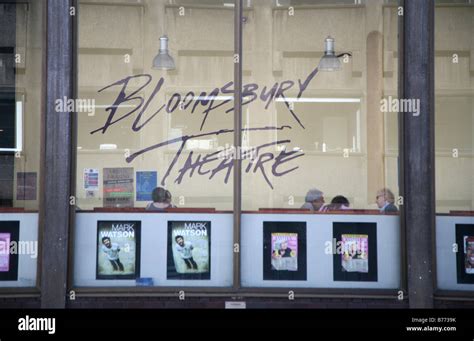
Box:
463 236 474 274
271 233 298 271
96 221 141 280
341 234 369 273
84 168 99 191
103 167 134 208
167 221 211 280
0 233 11 272
263 222 307 281
136 171 157 201
455 224 474 284
16 172 37 201
333 222 377 282
0 221 19 281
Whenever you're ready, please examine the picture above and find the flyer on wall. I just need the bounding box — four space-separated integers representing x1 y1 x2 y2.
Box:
103 167 134 208
16 172 37 201
136 171 157 201
167 221 211 280
96 221 141 280
84 168 99 191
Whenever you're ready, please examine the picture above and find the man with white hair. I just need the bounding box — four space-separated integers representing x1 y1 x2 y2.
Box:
376 188 398 213
301 188 326 211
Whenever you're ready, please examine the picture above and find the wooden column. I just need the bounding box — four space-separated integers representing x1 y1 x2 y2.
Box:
233 0 243 291
40 0 75 308
401 0 435 308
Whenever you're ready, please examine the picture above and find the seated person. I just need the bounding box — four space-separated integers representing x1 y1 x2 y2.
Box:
146 187 176 211
301 188 326 211
326 195 350 211
376 188 398 213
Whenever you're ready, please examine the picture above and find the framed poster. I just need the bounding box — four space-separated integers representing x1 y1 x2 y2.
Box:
333 222 378 282
0 221 19 281
167 221 211 280
263 221 307 281
455 224 474 284
96 221 141 280
136 171 157 201
103 167 134 208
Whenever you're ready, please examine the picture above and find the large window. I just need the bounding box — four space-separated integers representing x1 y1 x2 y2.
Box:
74 0 236 287
435 2 474 292
0 1 42 211
73 0 401 291
0 0 44 288
241 2 399 211
76 0 237 211
239 1 400 289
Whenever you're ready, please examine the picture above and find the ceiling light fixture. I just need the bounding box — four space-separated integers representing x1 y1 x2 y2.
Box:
152 35 176 71
318 36 352 72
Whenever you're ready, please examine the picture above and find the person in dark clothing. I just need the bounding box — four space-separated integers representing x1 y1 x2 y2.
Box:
326 195 350 210
146 187 176 211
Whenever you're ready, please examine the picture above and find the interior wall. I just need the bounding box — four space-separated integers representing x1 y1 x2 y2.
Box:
434 6 474 213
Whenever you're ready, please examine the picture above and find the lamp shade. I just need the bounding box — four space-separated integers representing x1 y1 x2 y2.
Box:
152 36 176 70
318 36 342 72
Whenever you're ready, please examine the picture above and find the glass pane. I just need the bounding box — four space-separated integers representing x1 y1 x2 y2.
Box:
0 0 44 287
435 2 474 291
76 0 235 211
241 1 400 288
242 2 399 212
75 0 234 287
435 4 474 214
